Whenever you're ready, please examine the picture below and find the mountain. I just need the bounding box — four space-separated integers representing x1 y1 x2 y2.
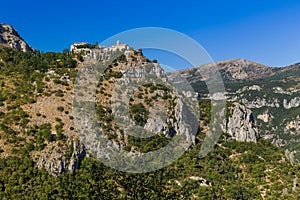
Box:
180 59 279 83
180 59 300 162
0 23 35 52
0 27 299 199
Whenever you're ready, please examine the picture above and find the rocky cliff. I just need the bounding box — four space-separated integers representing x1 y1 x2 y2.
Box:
223 102 258 142
37 138 85 176
0 24 35 52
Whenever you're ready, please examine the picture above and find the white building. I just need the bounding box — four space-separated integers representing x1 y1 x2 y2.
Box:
109 40 131 52
71 41 131 53
70 42 91 54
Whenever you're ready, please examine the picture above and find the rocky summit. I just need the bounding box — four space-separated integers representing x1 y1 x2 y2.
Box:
0 23 35 52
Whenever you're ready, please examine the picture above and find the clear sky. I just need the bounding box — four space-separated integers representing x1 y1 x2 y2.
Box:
1 0 300 68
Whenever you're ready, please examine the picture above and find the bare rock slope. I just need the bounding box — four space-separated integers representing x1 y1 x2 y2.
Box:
0 23 35 52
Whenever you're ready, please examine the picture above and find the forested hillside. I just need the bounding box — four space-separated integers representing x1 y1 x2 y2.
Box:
0 46 299 199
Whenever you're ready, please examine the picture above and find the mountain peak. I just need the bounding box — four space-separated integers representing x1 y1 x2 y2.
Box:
0 23 35 52
179 59 278 83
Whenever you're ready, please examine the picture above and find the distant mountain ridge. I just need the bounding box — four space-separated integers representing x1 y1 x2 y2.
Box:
0 23 35 52
180 59 273 83
180 58 300 83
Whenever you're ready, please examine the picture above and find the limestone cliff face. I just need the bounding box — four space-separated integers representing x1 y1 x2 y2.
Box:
0 24 35 52
223 102 258 142
120 61 198 145
37 138 85 176
144 97 198 145
73 48 199 164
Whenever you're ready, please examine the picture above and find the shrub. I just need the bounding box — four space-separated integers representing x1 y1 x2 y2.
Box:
55 90 64 97
57 106 64 112
130 103 149 126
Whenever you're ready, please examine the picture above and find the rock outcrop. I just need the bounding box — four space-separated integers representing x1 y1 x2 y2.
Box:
284 116 300 135
37 138 86 176
241 98 280 109
285 149 296 165
283 97 300 109
173 97 198 143
0 23 35 52
223 102 258 142
257 113 273 123
144 97 198 144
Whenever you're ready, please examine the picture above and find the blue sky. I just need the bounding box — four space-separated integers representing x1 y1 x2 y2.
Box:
1 0 300 68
